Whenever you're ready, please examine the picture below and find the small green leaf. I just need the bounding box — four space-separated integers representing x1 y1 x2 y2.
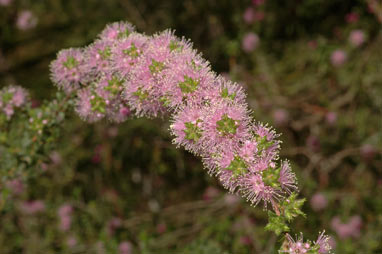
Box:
216 114 239 135
265 211 289 236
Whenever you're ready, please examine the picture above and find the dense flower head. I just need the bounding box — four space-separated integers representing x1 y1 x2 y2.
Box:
50 48 86 93
0 85 29 120
84 39 115 76
330 49 347 67
98 21 135 41
111 33 149 77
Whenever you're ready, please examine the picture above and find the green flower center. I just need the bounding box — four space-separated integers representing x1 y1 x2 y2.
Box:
63 56 79 69
216 114 239 135
178 76 199 93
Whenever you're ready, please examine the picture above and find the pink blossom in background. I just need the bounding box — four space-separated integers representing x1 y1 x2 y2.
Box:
16 10 38 30
20 200 45 214
325 111 337 125
310 193 328 211
118 241 132 254
306 135 321 152
6 179 24 195
349 29 365 47
345 12 359 23
203 186 220 200
224 193 240 206
58 204 73 232
330 215 362 239
240 236 252 245
243 8 255 24
106 217 122 236
156 222 167 234
242 32 259 53
66 236 77 248
0 0 12 6
330 50 347 67
308 40 317 49
252 0 265 6
360 144 376 162
272 108 289 126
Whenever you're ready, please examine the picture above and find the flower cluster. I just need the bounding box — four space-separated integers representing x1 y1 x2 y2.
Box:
49 21 331 250
281 232 332 254
0 85 29 121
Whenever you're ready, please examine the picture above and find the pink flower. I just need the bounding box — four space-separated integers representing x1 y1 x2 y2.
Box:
310 193 328 211
330 50 347 67
243 8 255 24
20 200 45 214
66 236 77 248
98 22 135 41
156 222 167 234
325 111 337 125
50 48 87 93
360 144 376 162
252 0 265 6
330 216 362 239
242 32 259 53
6 179 24 195
118 241 132 254
345 12 359 23
58 204 73 232
272 108 289 126
306 135 320 152
203 186 221 200
349 29 365 47
0 0 12 6
16 10 37 30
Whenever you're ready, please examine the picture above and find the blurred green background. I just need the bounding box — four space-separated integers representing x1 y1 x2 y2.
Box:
0 0 381 253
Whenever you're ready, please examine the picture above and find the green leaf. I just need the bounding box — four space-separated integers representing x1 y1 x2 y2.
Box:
265 211 289 236
281 193 306 222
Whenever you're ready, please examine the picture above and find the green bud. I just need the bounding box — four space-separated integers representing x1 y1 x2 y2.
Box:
133 88 149 101
178 76 199 93
123 43 140 58
98 46 112 60
216 114 239 135
262 167 281 189
149 59 165 74
184 121 202 142
169 40 183 52
63 56 79 69
226 156 247 177
221 87 236 100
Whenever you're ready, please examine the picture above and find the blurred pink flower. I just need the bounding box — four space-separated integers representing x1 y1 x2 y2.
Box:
224 194 240 206
106 217 122 236
58 204 73 232
156 222 167 234
242 32 259 53
20 200 45 214
325 111 337 125
49 151 62 165
203 186 220 200
243 8 255 24
252 0 265 6
240 236 252 245
330 50 347 67
345 12 359 23
6 179 24 195
310 193 328 211
360 144 376 162
308 40 317 49
118 241 132 254
349 29 365 47
16 10 38 30
66 236 77 248
306 135 320 152
272 108 289 126
0 0 12 6
330 216 362 239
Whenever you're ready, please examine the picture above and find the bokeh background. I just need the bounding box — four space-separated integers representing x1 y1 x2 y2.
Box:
1 0 382 253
